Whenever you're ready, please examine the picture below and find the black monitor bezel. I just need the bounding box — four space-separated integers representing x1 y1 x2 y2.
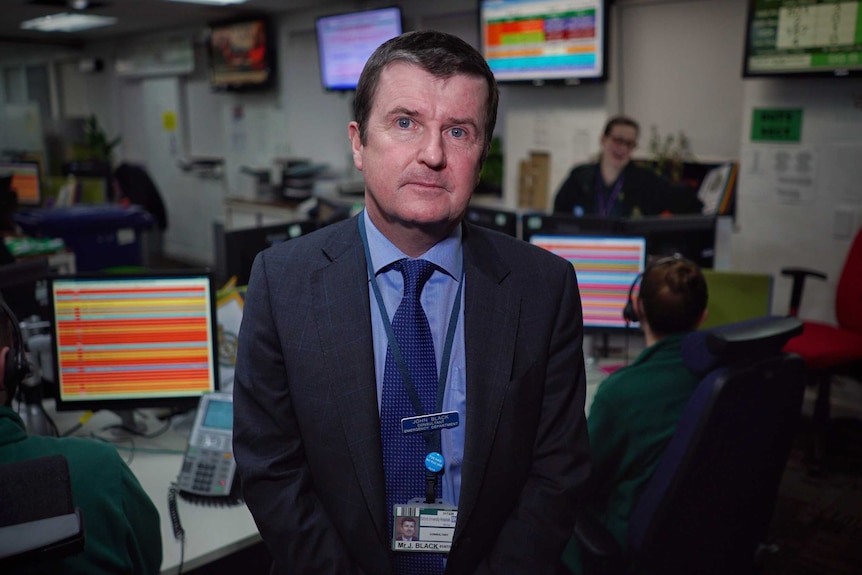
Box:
741 0 862 80
206 15 277 93
465 205 519 238
0 159 42 206
520 212 622 243
49 269 220 413
314 5 404 92
622 215 717 269
528 230 647 332
478 0 610 86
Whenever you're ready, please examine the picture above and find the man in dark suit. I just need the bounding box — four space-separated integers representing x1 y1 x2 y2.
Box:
233 30 590 575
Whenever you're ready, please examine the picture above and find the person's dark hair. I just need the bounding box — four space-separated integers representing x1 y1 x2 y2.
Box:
0 300 12 348
638 256 707 336
603 115 640 138
354 30 499 163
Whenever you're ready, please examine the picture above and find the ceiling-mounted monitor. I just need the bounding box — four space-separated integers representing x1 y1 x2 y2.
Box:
315 6 403 91
479 0 608 84
207 16 276 92
743 0 862 78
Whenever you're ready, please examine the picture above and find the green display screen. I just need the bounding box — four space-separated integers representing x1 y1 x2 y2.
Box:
744 0 862 76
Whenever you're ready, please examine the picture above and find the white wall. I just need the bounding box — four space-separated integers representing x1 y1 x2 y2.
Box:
3 0 861 325
732 78 862 324
619 0 747 159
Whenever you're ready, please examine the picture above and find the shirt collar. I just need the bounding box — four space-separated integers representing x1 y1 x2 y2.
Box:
362 209 463 280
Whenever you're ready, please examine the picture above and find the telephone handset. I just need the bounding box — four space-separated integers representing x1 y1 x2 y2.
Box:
177 392 239 499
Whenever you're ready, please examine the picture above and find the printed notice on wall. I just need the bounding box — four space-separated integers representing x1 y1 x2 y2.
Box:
821 143 862 203
740 145 818 205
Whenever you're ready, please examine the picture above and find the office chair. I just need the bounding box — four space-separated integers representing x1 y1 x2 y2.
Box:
781 226 862 469
0 454 86 568
573 316 806 575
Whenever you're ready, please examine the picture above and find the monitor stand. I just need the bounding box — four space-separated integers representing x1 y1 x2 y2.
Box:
111 410 147 435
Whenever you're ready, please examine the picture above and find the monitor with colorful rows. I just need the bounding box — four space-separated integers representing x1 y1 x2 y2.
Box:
49 271 219 423
529 234 646 330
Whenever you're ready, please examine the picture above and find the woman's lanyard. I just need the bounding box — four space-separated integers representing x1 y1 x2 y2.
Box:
596 168 624 216
358 216 464 502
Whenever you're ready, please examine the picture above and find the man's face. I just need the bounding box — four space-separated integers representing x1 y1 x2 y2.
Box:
349 62 488 247
600 124 638 171
402 519 416 538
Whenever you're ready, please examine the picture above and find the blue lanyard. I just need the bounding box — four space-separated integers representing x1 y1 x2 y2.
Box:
358 216 463 438
596 169 624 216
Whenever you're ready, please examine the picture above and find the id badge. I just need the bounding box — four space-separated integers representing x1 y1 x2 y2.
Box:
392 499 458 553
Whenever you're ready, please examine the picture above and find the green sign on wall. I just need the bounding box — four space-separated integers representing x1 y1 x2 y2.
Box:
751 108 803 142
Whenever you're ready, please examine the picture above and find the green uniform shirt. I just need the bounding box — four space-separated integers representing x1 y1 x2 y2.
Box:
563 333 700 572
0 406 162 574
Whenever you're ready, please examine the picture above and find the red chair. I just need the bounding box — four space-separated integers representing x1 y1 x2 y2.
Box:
781 227 862 470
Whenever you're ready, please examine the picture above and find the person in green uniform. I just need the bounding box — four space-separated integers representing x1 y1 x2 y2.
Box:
0 305 162 575
561 255 708 573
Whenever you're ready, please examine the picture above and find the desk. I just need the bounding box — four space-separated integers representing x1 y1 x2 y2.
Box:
41 402 261 574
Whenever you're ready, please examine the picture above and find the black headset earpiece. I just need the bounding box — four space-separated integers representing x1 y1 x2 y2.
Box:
0 299 28 403
621 253 686 325
622 272 643 324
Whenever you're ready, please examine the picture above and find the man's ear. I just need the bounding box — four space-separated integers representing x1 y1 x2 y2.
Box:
348 122 364 172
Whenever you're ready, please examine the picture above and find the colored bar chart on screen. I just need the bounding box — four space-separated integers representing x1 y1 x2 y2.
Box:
530 235 646 329
52 277 216 400
481 0 605 81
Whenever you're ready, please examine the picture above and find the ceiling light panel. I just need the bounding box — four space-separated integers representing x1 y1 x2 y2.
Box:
21 12 118 32
166 0 247 5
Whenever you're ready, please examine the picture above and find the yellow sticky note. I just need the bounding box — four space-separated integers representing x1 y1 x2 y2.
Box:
162 111 177 132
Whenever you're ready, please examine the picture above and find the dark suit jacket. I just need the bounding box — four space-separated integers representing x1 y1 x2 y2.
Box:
233 215 590 575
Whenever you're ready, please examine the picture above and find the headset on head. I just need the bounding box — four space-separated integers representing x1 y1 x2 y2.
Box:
0 298 28 403
622 253 686 324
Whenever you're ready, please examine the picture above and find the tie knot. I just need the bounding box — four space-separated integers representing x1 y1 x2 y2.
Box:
396 259 436 297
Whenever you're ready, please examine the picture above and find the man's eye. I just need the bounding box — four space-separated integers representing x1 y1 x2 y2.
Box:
397 118 412 129
450 127 465 138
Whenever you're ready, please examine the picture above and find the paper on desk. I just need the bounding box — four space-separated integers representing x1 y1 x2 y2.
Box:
216 290 244 393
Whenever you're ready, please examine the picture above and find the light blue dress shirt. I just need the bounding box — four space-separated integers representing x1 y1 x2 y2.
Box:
362 210 466 507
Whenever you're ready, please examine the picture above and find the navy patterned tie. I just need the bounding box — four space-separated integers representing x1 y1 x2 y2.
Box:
381 259 445 575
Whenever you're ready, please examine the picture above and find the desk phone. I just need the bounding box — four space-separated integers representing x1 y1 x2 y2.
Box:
177 392 237 498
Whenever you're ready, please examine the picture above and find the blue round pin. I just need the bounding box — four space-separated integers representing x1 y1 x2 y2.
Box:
425 451 444 473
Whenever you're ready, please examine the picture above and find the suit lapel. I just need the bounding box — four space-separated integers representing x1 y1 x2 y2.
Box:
456 224 519 536
310 220 389 544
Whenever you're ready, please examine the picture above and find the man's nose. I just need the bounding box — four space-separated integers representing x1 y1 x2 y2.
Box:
417 131 446 169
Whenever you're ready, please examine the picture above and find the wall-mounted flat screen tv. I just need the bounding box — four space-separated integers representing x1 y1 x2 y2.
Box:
479 0 608 84
743 0 862 78
316 6 403 91
207 17 276 91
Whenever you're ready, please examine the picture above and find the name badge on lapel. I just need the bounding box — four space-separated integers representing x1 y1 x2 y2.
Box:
401 411 460 435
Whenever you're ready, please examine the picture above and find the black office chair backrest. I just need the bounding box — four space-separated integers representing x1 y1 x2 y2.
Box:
627 316 805 575
113 162 168 231
0 454 85 568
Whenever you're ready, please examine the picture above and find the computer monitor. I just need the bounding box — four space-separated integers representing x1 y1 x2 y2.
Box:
0 258 51 320
521 212 621 243
529 234 647 330
49 271 219 430
465 205 518 238
622 215 717 269
0 161 41 205
216 220 319 286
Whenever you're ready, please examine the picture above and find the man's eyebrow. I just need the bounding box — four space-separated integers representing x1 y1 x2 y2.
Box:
447 117 480 129
386 106 419 118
